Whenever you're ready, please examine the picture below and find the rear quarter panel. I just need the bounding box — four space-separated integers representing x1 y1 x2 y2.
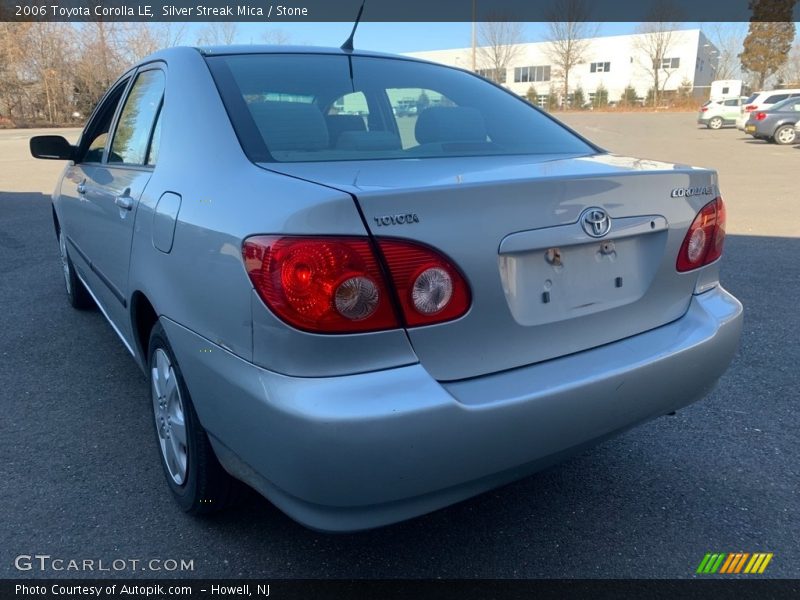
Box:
126 49 386 367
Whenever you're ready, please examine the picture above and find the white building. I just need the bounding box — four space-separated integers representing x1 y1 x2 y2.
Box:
405 29 719 106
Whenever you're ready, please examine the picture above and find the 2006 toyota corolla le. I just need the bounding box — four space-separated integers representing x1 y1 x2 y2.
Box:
31 46 742 531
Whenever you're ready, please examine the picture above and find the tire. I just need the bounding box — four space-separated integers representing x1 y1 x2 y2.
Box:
708 116 723 130
773 124 796 145
58 229 94 310
148 321 236 514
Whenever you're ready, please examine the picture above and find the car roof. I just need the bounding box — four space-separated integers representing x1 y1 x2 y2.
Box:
140 45 435 71
753 89 800 96
198 44 418 61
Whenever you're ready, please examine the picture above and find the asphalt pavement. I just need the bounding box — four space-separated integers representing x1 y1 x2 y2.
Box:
1 114 798 579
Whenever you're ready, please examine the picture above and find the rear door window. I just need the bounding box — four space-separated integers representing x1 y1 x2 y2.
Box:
146 108 163 166
765 94 789 104
109 69 165 166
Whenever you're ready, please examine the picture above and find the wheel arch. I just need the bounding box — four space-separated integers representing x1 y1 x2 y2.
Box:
131 291 159 369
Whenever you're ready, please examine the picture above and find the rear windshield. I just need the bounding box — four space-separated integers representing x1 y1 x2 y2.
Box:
744 93 758 104
206 54 595 163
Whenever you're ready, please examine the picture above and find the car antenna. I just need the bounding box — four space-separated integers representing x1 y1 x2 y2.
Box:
341 0 366 51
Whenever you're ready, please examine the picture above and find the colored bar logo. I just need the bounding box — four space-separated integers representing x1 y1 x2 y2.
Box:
696 552 773 574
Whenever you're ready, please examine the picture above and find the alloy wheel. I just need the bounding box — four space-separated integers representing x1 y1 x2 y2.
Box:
151 348 188 485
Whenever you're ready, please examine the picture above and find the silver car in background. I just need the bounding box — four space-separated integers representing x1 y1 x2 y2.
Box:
744 96 800 144
31 47 742 531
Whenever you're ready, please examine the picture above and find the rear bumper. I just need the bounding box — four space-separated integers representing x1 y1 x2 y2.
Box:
163 285 742 531
746 122 770 137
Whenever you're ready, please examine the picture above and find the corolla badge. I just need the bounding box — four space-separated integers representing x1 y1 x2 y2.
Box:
670 186 714 198
580 207 612 238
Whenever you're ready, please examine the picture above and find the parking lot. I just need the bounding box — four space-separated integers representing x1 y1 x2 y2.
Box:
1 112 798 579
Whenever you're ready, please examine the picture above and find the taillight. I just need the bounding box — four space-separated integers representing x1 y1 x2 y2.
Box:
744 104 757 112
378 240 471 327
242 236 399 333
676 198 726 272
700 107 708 112
243 236 471 333
755 112 767 121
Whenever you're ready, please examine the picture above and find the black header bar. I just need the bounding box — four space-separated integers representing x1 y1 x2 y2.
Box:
1 0 799 23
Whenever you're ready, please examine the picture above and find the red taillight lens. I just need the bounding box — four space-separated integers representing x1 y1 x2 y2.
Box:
676 197 726 272
744 104 757 112
755 112 767 121
378 239 471 327
700 107 708 112
243 236 399 333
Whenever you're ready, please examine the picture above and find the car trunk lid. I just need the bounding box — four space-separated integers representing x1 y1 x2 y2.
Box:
263 153 719 381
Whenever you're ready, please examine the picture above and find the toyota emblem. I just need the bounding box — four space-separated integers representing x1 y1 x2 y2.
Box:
580 207 612 238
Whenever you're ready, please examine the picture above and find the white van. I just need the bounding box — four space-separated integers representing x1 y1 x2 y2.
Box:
710 80 743 101
736 89 800 130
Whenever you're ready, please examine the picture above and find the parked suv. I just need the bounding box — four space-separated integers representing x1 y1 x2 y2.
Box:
697 97 744 129
736 89 800 130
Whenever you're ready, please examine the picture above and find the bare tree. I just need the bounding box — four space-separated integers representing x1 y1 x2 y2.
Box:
197 22 238 46
72 22 126 116
544 0 597 107
634 21 680 107
777 43 800 86
0 23 30 122
261 28 292 45
123 23 187 62
475 18 525 84
705 23 746 81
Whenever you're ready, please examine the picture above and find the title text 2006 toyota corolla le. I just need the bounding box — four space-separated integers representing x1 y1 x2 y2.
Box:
31 47 742 531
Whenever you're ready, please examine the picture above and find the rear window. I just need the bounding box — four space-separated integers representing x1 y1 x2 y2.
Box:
744 94 758 104
764 94 789 104
207 53 595 163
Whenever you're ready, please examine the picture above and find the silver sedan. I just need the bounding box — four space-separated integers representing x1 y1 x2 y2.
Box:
31 46 742 531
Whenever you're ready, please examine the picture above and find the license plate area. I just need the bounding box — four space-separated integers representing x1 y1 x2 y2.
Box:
498 216 668 326
745 125 756 132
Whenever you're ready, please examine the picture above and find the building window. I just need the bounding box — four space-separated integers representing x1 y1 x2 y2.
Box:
590 62 611 73
476 68 507 83
513 65 551 83
656 57 680 69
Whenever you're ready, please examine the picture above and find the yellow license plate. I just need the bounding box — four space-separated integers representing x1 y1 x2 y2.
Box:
745 125 756 132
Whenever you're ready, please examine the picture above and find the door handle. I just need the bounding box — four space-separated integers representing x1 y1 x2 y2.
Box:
115 195 134 210
76 180 86 195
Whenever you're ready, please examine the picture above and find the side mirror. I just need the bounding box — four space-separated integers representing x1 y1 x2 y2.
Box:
30 136 75 160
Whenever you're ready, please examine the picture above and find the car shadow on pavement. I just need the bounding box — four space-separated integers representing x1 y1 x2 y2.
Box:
3 188 799 579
